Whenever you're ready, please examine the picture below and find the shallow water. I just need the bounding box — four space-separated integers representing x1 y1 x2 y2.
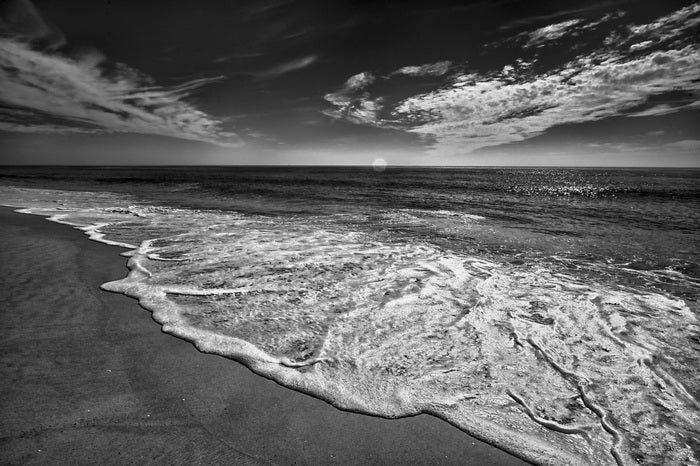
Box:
1 167 698 465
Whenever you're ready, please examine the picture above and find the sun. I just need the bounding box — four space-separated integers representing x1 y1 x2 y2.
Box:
372 158 387 172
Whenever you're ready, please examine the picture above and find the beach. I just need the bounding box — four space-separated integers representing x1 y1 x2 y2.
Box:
0 206 527 465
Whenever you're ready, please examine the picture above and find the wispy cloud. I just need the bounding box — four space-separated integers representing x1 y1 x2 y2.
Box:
627 101 700 118
522 19 582 47
0 0 240 147
254 55 318 78
502 10 625 49
0 120 99 134
664 139 700 151
324 4 700 155
0 39 241 146
627 3 700 40
390 61 452 77
498 2 623 31
0 0 66 50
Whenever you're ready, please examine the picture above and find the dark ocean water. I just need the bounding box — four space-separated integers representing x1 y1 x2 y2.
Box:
1 166 699 465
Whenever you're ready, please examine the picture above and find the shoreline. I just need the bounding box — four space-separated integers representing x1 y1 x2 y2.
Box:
0 206 528 465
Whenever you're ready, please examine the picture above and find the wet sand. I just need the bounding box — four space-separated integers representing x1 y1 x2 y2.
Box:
0 206 529 465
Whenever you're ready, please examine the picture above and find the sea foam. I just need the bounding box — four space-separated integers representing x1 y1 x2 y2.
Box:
2 185 698 466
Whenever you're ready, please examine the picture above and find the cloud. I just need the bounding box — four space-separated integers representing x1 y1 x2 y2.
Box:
322 72 385 125
627 101 700 118
343 72 375 91
254 54 318 78
604 3 700 49
0 120 100 134
629 40 653 52
498 3 622 31
0 0 66 50
0 38 241 147
325 4 700 156
394 47 699 154
505 10 627 49
523 19 582 47
664 139 700 151
323 63 452 125
490 10 625 50
627 3 700 39
390 61 452 77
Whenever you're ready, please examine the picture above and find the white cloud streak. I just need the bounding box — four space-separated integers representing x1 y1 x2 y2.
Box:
0 38 241 147
254 54 318 78
627 100 700 118
523 19 582 47
390 61 452 77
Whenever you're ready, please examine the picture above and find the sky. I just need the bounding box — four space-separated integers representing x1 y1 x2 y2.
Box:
0 0 698 166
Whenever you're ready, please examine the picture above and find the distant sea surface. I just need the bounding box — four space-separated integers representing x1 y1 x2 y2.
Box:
1 166 698 465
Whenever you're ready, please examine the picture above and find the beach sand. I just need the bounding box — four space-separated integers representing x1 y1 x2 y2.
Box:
0 206 528 465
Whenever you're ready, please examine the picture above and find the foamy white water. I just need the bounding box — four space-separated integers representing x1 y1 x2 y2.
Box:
2 185 698 466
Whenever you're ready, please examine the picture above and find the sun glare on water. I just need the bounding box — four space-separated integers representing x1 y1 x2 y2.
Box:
372 158 387 172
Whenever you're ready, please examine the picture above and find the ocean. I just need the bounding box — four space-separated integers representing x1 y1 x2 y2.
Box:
1 166 698 465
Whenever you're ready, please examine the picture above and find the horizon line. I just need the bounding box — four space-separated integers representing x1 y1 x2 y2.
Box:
1 164 699 170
